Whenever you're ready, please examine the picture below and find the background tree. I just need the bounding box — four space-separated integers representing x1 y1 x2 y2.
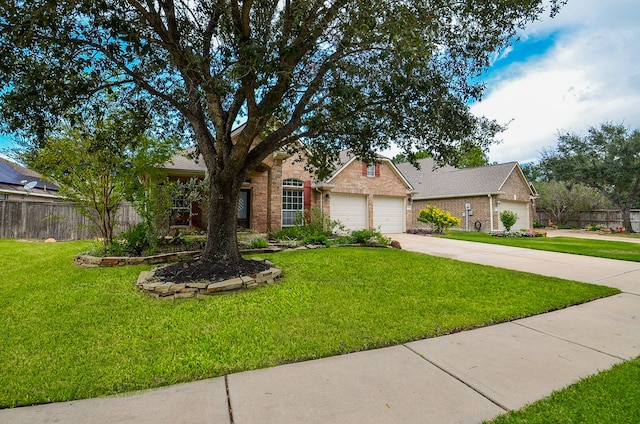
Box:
392 143 490 168
519 162 549 182
540 123 640 232
534 180 612 226
22 108 177 249
0 0 566 272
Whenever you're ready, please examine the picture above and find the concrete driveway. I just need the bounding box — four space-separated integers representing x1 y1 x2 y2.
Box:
389 233 640 295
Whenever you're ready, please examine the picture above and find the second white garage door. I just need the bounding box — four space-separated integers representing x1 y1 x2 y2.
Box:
373 196 405 233
330 194 368 231
498 201 529 231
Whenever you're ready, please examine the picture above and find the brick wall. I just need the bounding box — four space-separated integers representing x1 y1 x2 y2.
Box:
329 160 407 196
410 195 494 232
249 169 270 232
407 167 536 232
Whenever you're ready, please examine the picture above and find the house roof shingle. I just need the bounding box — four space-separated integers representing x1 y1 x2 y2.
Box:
395 158 530 200
0 157 60 197
163 148 208 176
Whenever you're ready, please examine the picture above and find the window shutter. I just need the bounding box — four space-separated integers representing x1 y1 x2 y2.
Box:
362 162 367 176
375 163 380 177
304 181 312 210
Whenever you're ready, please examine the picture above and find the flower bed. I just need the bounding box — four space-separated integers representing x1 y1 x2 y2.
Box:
490 230 547 238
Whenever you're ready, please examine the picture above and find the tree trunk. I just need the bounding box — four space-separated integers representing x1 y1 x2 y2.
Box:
201 174 243 264
621 206 634 233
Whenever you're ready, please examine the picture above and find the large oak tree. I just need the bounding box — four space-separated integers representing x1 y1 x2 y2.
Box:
0 0 565 271
541 123 640 232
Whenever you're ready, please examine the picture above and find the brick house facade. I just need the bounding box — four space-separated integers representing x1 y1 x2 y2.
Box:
163 147 414 234
397 159 536 232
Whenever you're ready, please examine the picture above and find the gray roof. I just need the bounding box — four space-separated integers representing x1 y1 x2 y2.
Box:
0 157 60 197
164 148 207 176
396 158 530 200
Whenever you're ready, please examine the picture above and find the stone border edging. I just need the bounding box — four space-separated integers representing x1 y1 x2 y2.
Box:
136 258 282 298
74 247 288 268
74 251 204 267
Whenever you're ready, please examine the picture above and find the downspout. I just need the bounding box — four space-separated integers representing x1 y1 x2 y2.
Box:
316 187 323 214
488 194 494 232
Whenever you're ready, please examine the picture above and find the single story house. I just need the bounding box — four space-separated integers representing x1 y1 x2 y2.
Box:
0 157 60 202
162 139 415 234
396 158 537 232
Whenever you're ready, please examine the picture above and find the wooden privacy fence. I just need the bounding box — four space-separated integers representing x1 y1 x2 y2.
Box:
0 200 142 240
536 209 640 233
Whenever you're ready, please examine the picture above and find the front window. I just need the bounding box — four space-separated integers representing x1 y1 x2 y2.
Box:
282 178 304 226
170 195 191 227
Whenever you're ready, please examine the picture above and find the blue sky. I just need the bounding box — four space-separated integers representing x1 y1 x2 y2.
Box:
3 0 640 165
468 0 640 164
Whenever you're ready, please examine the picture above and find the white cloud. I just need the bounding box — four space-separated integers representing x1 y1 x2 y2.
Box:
473 0 640 164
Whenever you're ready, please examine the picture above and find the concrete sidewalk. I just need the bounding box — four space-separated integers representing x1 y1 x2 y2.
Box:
2 234 639 424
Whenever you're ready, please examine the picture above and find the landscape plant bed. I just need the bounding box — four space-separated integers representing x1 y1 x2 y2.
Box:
137 258 281 298
0 238 618 408
74 250 203 267
74 246 284 267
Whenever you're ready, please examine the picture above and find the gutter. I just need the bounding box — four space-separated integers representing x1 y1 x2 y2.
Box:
0 188 61 199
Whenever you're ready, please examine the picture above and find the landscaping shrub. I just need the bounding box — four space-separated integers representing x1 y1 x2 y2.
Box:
491 230 546 238
499 210 518 231
105 222 151 256
350 228 390 246
417 205 461 233
269 207 341 246
245 236 269 249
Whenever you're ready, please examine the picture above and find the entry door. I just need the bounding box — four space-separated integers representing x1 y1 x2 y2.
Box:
237 189 251 229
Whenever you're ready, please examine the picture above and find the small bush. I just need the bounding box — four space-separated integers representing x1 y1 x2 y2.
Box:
499 210 518 232
246 236 269 249
269 207 341 246
417 205 461 233
351 228 390 246
108 222 151 256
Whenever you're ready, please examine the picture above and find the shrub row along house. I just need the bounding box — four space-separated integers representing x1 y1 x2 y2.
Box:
162 137 536 234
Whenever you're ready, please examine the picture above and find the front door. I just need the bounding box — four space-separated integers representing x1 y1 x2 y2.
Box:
237 189 251 229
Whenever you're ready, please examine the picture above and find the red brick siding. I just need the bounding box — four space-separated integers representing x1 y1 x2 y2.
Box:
328 160 408 229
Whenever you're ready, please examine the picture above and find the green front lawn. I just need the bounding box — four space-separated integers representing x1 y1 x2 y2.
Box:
0 239 617 408
443 231 640 262
486 355 640 424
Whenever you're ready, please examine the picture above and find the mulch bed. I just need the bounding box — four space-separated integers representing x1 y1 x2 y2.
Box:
154 257 271 284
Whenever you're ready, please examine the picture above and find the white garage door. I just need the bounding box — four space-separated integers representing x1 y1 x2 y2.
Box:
373 196 405 234
330 194 368 231
498 201 529 231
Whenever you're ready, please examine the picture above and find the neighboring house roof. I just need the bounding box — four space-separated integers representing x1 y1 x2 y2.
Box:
396 157 534 200
0 157 60 198
324 150 415 191
163 148 208 177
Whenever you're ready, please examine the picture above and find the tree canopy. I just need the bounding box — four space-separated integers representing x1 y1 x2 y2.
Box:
392 143 491 168
540 123 640 232
0 0 566 267
22 107 177 247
